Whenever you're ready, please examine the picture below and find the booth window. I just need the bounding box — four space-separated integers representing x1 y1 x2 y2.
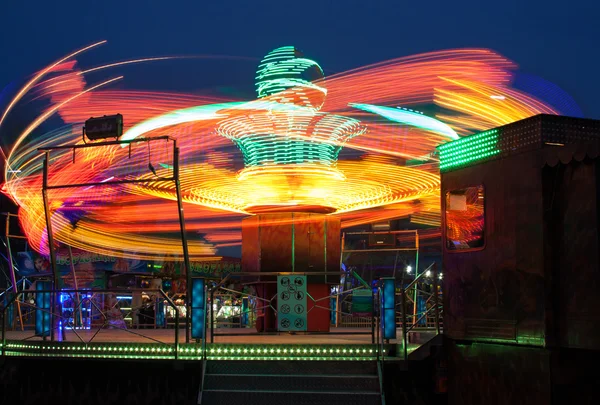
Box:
445 185 485 251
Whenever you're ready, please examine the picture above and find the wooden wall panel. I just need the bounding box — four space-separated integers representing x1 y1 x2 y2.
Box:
442 151 546 345
544 160 600 350
259 213 293 273
241 216 260 273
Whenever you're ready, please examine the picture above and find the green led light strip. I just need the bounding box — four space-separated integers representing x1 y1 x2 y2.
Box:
438 129 500 171
205 344 378 358
2 341 383 361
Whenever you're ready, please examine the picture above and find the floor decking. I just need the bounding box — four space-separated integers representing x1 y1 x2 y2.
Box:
4 327 435 347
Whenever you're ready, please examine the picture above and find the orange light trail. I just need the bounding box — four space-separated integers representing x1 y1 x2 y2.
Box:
0 45 573 259
0 40 106 133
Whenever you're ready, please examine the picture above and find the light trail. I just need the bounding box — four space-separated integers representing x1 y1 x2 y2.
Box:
0 44 577 259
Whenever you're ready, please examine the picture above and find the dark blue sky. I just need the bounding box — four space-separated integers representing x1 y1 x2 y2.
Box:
1 0 598 118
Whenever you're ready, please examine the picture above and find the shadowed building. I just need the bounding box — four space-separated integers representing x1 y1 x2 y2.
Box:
440 114 600 405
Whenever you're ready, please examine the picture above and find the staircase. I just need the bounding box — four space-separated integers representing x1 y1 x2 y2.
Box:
199 360 382 405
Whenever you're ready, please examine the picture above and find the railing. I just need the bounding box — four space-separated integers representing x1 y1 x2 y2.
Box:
1 288 180 357
1 269 443 363
397 263 442 360
0 277 30 299
207 271 377 343
0 277 33 331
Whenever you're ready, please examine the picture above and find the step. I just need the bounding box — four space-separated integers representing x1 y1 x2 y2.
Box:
200 390 380 405
205 360 378 376
203 373 379 392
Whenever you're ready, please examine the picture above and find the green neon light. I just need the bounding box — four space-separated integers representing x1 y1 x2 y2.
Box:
437 129 500 171
255 46 326 102
3 341 382 361
121 102 244 143
350 103 459 140
217 106 365 171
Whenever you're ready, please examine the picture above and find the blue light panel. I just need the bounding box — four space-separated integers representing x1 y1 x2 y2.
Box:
191 278 205 339
380 277 396 340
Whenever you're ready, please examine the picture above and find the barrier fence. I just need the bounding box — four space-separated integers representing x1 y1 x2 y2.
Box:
1 268 442 361
1 288 180 357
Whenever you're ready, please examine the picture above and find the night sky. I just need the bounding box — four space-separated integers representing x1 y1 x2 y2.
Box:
1 0 598 118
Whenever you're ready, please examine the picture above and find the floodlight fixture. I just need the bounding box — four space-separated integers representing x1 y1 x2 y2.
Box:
83 114 123 142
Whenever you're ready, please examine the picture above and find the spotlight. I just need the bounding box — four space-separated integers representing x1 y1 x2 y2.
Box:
84 114 123 141
406 265 412 274
425 270 432 277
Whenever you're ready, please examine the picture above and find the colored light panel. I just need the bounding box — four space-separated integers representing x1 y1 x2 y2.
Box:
35 281 52 337
191 277 206 339
380 277 396 340
438 129 500 172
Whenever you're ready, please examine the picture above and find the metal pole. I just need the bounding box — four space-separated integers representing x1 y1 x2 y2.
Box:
433 263 440 335
412 230 419 325
323 217 327 284
5 214 24 330
210 289 215 343
67 246 82 328
401 288 408 361
2 295 11 356
376 288 380 361
173 144 192 343
334 294 339 327
42 152 59 341
339 231 345 329
291 213 295 273
202 284 208 359
174 302 179 360
371 290 375 344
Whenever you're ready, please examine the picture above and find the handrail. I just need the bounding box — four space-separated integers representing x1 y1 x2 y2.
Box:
198 283 208 405
352 270 370 288
160 289 180 359
397 262 442 360
198 356 207 404
209 274 231 343
400 287 409 360
377 284 386 405
404 262 435 291
405 305 442 333
0 277 31 299
210 274 231 292
1 288 180 358
432 263 441 335
201 284 208 359
377 358 386 405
